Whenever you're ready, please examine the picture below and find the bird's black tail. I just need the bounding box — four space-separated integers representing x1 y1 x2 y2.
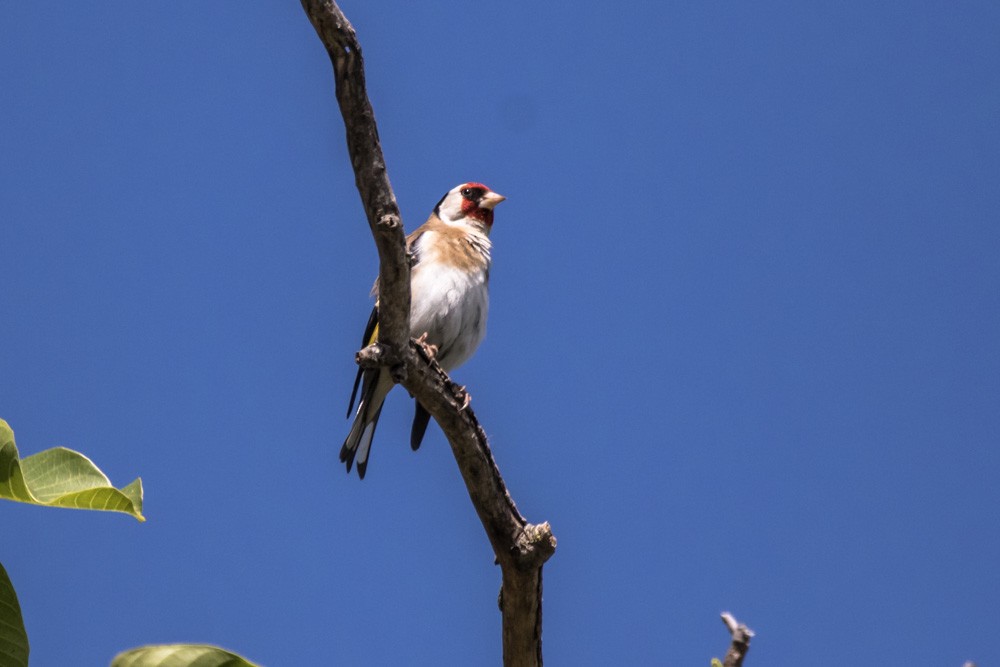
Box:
341 367 389 479
410 402 432 451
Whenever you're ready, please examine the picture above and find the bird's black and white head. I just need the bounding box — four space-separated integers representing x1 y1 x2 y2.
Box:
434 182 505 229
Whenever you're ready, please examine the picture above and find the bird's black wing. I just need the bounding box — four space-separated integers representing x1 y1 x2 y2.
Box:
346 224 427 419
347 305 379 418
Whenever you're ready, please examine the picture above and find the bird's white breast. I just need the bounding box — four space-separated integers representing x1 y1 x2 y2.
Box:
409 233 490 371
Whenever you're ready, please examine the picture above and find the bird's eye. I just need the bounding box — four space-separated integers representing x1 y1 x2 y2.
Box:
461 188 472 197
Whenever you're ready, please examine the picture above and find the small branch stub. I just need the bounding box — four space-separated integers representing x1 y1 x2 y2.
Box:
720 612 754 667
512 522 557 569
378 213 401 230
355 343 386 369
355 343 406 381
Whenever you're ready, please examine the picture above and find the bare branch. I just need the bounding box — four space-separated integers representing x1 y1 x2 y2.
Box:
301 2 556 664
720 612 754 667
300 0 409 356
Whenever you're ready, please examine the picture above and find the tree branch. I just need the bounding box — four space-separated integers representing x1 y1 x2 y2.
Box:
720 612 754 667
301 2 556 664
300 0 409 357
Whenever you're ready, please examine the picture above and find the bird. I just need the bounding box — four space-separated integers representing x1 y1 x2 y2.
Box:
340 182 505 479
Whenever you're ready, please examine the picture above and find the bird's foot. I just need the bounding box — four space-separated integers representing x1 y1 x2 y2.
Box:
415 332 439 359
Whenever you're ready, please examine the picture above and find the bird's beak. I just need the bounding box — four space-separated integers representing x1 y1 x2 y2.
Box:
480 191 506 210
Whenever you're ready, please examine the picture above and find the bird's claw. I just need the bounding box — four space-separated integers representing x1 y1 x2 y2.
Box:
457 385 471 411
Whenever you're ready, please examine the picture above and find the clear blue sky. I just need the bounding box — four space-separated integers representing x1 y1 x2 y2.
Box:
2 2 998 665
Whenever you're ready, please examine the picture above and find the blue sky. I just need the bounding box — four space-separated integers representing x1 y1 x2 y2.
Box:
2 2 998 665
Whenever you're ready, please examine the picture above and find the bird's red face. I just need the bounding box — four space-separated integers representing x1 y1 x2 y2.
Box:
438 182 505 226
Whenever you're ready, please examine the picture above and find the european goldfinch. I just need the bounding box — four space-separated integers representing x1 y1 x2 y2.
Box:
341 182 505 478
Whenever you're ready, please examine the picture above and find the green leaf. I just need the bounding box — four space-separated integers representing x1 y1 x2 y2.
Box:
0 419 144 521
711 659 724 667
111 644 261 667
0 561 30 667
